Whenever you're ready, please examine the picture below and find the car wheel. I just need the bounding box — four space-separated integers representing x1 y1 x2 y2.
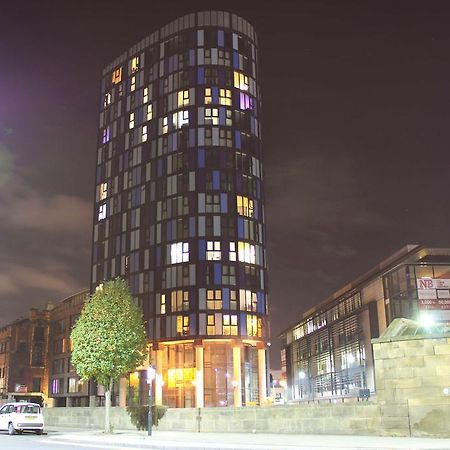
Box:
8 423 16 435
36 429 43 435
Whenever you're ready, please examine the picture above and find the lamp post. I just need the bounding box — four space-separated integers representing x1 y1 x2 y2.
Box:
147 365 156 436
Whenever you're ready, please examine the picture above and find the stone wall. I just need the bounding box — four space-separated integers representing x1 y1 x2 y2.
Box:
43 332 450 438
44 406 136 430
156 402 383 435
372 334 450 438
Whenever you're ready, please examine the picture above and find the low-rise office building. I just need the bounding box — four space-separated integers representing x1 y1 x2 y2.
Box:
279 245 450 402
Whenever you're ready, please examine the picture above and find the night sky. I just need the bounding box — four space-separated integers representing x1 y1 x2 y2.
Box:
2 0 450 366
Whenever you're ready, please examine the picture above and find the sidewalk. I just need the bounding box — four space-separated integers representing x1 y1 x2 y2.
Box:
44 427 450 450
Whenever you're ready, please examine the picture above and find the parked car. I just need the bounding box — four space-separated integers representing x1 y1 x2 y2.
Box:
0 402 44 435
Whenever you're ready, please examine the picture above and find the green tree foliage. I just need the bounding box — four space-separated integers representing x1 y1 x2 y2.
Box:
70 278 147 432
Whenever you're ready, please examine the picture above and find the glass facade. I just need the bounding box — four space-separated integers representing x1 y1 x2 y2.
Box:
91 11 268 407
280 247 450 402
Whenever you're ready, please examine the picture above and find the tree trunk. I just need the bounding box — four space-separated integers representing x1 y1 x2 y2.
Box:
104 379 113 433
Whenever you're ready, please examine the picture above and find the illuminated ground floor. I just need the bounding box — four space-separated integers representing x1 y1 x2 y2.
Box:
121 339 268 408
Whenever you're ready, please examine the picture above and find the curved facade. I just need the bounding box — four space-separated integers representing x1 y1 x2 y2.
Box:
91 11 268 407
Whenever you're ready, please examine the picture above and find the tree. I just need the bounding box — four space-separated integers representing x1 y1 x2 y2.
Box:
70 278 147 433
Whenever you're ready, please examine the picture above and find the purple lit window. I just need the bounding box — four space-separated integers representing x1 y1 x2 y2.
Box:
51 379 60 394
102 126 110 144
239 93 252 110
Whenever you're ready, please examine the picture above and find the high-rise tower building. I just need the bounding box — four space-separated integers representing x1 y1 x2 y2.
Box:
91 11 268 408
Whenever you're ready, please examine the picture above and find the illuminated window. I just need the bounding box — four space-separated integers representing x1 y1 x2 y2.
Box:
161 294 166 314
112 67 122 84
142 125 148 142
238 242 256 264
246 314 261 337
170 242 189 264
162 117 168 134
143 87 149 104
147 104 153 121
204 87 212 104
239 289 257 311
207 290 222 310
104 92 112 107
129 112 135 129
178 90 189 107
131 76 136 92
236 195 254 217
177 315 189 336
223 314 238 336
229 242 237 261
206 241 221 260
205 108 219 125
174 110 189 129
219 89 232 106
102 127 110 144
100 182 108 200
171 290 189 311
131 56 140 73
98 204 107 221
240 92 252 110
207 314 215 335
234 71 249 91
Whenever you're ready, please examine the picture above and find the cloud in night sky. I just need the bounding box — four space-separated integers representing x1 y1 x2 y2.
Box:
0 165 91 324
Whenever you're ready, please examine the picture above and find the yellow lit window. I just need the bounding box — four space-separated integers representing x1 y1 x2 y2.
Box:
178 90 189 107
247 314 259 337
219 89 232 106
207 314 215 335
147 104 153 121
238 242 256 264
207 290 222 310
236 195 254 218
143 87 149 104
112 67 122 84
223 314 238 336
104 92 112 107
100 182 108 200
204 87 212 104
131 76 136 92
162 117 168 134
234 71 249 91
131 56 140 73
161 294 166 314
142 125 148 142
129 112 135 129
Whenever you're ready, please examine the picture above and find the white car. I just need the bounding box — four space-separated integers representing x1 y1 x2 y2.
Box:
0 402 44 435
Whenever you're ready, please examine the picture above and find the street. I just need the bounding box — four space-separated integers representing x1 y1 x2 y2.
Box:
1 428 450 450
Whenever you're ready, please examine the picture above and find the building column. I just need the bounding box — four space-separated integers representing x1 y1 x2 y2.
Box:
195 344 204 408
118 376 127 407
257 346 267 404
66 396 72 407
232 345 242 407
154 348 164 406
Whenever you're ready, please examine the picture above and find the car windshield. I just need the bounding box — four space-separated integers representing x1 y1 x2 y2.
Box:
17 405 40 414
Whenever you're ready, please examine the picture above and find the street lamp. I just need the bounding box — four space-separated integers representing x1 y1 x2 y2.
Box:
147 365 156 436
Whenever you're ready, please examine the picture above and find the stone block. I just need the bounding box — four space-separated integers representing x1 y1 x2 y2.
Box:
436 364 450 377
434 344 450 355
